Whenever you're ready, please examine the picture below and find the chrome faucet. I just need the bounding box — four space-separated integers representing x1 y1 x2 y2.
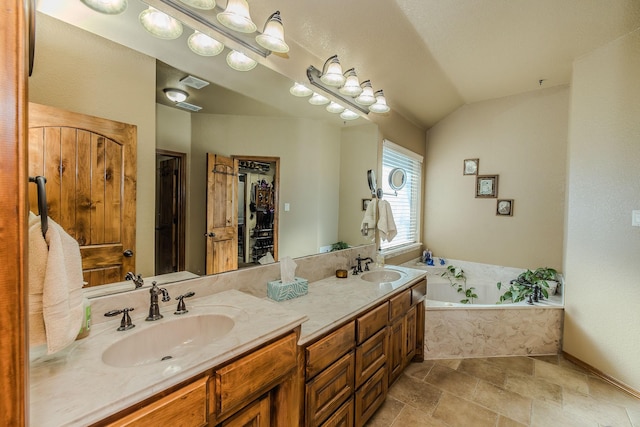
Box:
146 281 170 321
125 271 144 288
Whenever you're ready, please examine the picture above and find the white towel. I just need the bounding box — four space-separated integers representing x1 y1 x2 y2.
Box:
361 198 377 239
377 200 397 242
29 212 85 354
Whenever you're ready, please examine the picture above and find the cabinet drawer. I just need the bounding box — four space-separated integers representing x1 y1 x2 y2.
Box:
411 279 427 305
355 366 388 427
306 351 355 427
106 377 208 427
320 398 354 427
216 333 296 415
306 321 355 379
389 289 411 321
355 328 387 389
356 301 388 344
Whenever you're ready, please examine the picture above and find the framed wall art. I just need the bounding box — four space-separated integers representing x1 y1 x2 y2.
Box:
463 158 479 175
475 174 499 198
496 199 513 216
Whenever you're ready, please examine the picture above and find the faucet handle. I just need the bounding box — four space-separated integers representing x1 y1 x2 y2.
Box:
174 292 195 315
104 308 135 331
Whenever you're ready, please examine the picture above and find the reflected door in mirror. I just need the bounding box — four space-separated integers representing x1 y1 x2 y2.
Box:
28 103 137 287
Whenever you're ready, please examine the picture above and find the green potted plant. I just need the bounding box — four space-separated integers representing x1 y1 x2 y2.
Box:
330 241 349 252
441 265 477 304
496 267 559 304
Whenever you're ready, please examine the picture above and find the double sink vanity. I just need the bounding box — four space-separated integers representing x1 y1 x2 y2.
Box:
30 263 427 427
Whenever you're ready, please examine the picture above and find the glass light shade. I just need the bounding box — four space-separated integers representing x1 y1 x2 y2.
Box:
308 93 330 106
320 55 346 87
217 0 257 33
178 0 215 9
339 68 363 97
81 0 127 14
340 109 359 121
289 83 313 97
188 31 224 56
139 7 183 40
369 90 390 113
355 80 376 106
256 11 289 53
326 102 345 114
226 50 257 71
164 89 188 103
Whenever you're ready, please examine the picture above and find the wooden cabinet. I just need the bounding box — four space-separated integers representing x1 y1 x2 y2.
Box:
321 399 354 427
95 332 299 427
306 352 355 427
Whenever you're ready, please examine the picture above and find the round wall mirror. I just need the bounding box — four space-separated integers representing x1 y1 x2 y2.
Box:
367 169 377 194
389 167 407 191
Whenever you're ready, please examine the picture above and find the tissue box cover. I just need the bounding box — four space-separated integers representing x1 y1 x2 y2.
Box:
267 277 308 301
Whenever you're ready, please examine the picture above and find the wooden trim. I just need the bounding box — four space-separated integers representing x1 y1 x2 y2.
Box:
0 1 29 425
562 352 640 400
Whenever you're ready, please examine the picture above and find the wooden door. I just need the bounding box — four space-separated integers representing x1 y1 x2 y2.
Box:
156 157 177 274
28 103 136 287
221 395 270 427
205 153 237 274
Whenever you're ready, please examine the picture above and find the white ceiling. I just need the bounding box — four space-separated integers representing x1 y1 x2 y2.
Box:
40 0 640 130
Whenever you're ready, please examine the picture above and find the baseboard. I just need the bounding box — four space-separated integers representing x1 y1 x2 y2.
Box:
562 351 640 400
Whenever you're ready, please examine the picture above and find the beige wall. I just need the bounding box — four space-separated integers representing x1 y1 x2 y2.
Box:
424 86 569 269
564 28 640 391
28 13 157 277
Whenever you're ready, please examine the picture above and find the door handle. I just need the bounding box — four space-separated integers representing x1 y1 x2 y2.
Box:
123 249 134 257
204 232 216 238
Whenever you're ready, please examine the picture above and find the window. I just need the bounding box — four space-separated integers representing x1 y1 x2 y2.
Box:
379 139 423 252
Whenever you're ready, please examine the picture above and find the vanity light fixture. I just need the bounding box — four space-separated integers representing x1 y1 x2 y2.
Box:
81 0 127 14
289 82 313 97
164 88 188 103
226 50 257 71
178 0 216 10
340 109 359 121
326 102 345 114
368 90 390 113
139 7 183 40
354 80 376 106
188 30 225 56
308 93 330 106
255 11 289 53
320 55 346 87
339 68 363 97
217 0 257 33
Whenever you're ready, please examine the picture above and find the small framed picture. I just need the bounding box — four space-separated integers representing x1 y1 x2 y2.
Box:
476 174 499 198
463 158 479 175
362 198 372 211
496 199 513 216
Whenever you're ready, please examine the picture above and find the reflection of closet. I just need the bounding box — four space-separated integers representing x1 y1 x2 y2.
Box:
251 185 275 262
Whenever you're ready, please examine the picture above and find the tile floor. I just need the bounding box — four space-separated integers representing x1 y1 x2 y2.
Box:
366 355 640 427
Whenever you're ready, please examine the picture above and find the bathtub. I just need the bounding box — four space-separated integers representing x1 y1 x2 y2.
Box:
402 258 564 359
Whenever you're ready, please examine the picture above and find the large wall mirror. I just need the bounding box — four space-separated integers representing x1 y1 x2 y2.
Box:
30 0 379 297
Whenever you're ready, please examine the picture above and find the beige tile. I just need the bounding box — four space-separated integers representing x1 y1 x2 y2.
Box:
433 358 462 370
497 415 528 427
366 395 405 427
486 356 535 376
530 354 560 365
534 358 589 394
562 388 633 427
458 358 507 387
432 392 498 427
387 374 442 413
505 372 563 404
403 360 435 381
424 364 478 399
627 406 640 427
587 377 640 412
531 399 597 427
473 380 532 425
390 405 449 427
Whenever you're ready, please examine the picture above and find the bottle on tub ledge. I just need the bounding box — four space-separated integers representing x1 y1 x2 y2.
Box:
422 249 433 265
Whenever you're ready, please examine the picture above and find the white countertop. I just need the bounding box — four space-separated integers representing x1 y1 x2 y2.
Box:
29 289 307 427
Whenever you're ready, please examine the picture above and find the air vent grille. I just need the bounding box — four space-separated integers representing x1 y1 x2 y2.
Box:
180 75 210 89
176 102 203 112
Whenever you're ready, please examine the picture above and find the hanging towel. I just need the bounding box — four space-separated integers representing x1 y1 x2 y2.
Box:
29 212 85 354
377 200 397 242
361 198 377 239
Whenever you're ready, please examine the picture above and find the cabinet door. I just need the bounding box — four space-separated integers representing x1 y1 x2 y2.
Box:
355 328 387 389
320 399 354 427
355 367 387 427
404 305 417 363
387 317 404 386
221 394 270 427
306 352 355 427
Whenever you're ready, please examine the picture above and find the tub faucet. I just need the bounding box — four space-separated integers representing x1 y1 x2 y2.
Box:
125 271 144 288
146 281 170 321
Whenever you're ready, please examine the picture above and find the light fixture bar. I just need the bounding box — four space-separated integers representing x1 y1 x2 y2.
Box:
306 65 369 115
154 0 270 57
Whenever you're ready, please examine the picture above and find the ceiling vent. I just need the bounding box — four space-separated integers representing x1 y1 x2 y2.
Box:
180 75 210 89
176 101 203 112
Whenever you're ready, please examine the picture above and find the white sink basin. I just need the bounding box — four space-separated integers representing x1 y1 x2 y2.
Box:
360 269 405 283
102 314 235 368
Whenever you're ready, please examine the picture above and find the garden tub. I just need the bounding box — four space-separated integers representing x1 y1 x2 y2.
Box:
402 258 564 359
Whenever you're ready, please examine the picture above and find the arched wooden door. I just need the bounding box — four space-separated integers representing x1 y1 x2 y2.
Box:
28 103 136 287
